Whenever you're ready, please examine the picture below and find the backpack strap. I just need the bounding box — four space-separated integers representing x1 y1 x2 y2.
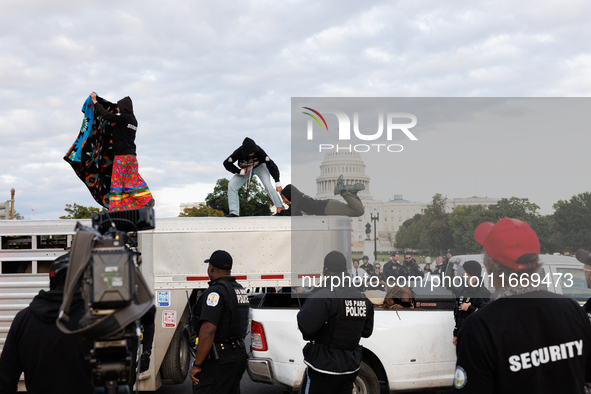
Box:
57 228 154 339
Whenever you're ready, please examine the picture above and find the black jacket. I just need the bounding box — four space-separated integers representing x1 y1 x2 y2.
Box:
453 284 491 337
0 290 93 394
224 137 280 182
275 185 329 216
402 260 425 279
432 261 448 277
455 291 591 393
94 96 137 156
383 260 407 279
297 285 374 374
194 277 250 343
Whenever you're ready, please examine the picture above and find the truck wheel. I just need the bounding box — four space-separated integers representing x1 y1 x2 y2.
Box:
161 324 191 384
353 361 380 394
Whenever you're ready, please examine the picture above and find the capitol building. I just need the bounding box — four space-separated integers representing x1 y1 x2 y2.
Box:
315 145 500 254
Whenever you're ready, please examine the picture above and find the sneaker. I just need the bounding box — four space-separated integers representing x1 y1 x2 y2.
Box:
341 183 365 195
226 213 239 217
334 175 345 195
146 198 155 207
347 183 365 193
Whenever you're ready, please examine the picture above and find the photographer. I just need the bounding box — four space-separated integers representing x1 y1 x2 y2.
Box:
0 254 93 394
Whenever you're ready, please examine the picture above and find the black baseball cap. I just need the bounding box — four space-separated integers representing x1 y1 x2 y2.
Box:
205 250 233 270
324 250 347 273
361 255 369 260
463 260 482 278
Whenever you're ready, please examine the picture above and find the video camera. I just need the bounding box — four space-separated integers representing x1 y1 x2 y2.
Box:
57 207 155 394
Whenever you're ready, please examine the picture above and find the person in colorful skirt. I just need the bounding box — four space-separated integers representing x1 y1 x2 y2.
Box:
90 92 154 211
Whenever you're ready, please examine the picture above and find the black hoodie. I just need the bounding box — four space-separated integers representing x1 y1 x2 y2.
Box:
223 137 280 183
94 96 137 156
275 184 329 216
0 290 93 394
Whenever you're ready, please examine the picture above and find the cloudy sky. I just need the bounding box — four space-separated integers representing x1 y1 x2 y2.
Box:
291 97 591 215
1 0 590 219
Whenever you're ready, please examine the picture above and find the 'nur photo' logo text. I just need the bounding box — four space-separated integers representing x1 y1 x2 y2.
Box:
303 107 418 153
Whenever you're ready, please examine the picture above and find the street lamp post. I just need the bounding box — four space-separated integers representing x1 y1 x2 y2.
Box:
370 207 380 262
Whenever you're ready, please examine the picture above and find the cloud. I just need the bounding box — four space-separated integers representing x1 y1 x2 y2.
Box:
1 0 591 219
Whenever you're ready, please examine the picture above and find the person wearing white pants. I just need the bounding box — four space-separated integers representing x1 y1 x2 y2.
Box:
224 137 283 216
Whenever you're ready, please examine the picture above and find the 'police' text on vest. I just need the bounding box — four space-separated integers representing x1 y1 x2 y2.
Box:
234 288 249 304
345 300 367 317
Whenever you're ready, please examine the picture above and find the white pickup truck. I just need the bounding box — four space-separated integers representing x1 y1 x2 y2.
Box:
247 254 590 394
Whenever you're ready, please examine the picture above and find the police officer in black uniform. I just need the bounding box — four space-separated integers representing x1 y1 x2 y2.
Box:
402 252 424 279
452 260 490 346
297 250 374 394
383 251 408 282
189 250 250 394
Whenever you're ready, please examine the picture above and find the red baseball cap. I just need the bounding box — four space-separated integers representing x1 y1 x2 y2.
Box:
474 218 540 271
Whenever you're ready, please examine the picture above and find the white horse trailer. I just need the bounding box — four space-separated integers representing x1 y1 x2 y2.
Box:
0 216 351 391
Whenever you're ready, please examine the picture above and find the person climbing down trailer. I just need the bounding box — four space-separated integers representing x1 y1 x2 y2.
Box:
276 176 365 217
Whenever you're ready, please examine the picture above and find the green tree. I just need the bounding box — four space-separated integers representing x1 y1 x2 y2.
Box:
205 178 273 216
552 192 591 252
179 203 225 217
395 214 424 251
395 194 453 255
59 203 107 219
484 197 553 253
484 197 541 223
421 193 453 256
448 204 487 254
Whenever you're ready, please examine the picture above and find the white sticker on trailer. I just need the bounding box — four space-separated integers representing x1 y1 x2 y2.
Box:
162 310 177 328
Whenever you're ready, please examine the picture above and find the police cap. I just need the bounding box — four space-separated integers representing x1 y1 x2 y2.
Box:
205 250 233 270
324 250 347 273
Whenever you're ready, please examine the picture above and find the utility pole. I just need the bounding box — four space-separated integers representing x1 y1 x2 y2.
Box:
370 207 380 261
10 188 15 220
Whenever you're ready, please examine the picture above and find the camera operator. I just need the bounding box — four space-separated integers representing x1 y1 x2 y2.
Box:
0 254 93 394
189 250 250 394
55 210 156 394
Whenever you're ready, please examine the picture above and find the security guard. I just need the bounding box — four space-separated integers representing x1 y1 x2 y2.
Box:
297 250 374 394
189 250 250 394
453 218 591 393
